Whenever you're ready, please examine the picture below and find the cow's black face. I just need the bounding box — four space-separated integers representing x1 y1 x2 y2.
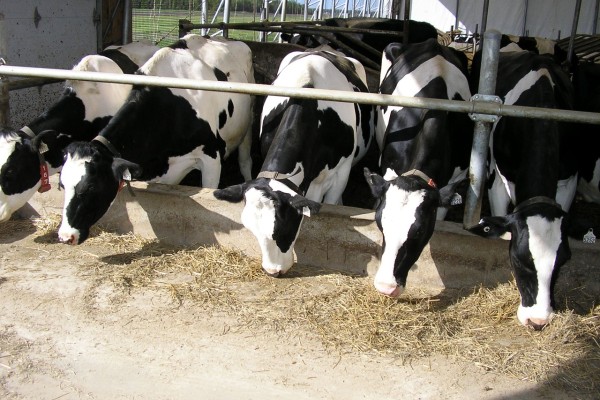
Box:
58 142 140 245
214 178 321 276
469 203 571 330
0 131 41 221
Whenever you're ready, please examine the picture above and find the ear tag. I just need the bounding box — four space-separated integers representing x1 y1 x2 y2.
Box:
450 193 463 205
302 206 311 217
583 228 596 244
38 163 51 193
483 226 491 233
38 141 50 154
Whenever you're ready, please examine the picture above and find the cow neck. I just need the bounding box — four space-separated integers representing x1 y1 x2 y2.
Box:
257 170 304 196
92 135 121 158
401 169 437 189
513 196 561 213
19 126 51 193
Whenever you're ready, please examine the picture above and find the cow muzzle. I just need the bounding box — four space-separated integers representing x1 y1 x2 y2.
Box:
525 318 550 331
374 281 404 298
58 226 81 245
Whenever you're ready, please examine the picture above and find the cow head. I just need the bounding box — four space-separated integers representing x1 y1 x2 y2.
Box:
0 129 63 222
364 167 465 297
468 198 571 330
58 141 141 245
214 177 321 276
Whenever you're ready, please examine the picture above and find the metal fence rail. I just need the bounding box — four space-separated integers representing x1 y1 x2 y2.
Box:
1 30 599 228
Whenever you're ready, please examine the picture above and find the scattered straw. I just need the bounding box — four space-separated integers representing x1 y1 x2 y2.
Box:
8 215 600 394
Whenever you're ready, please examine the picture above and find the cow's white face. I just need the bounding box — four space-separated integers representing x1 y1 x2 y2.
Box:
241 186 299 276
58 142 139 245
469 203 570 330
214 178 321 277
0 132 41 222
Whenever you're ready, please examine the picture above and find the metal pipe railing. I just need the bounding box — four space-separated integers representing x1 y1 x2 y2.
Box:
1 64 599 125
463 30 501 229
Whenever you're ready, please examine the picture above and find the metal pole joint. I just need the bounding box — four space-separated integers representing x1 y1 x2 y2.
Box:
469 94 502 123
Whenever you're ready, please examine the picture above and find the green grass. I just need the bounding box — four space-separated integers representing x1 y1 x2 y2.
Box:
132 9 310 45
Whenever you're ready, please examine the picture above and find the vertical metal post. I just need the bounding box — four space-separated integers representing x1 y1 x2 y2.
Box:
0 14 9 128
352 0 356 17
304 0 308 20
318 0 324 19
463 30 501 229
522 0 529 37
281 0 288 21
223 0 231 38
259 2 267 42
343 0 349 18
201 0 208 36
567 0 583 66
593 0 600 34
480 0 489 39
455 0 460 34
403 0 411 44
122 0 132 44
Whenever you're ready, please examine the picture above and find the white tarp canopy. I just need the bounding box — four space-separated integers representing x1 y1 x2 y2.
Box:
402 0 600 39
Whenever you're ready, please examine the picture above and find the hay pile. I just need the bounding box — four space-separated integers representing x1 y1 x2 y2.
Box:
14 215 600 393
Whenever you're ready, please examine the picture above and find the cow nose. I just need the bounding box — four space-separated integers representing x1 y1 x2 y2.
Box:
263 269 281 278
59 234 75 245
526 318 549 331
374 282 403 298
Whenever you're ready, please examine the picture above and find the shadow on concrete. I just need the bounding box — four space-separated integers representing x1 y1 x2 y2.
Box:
1 215 37 244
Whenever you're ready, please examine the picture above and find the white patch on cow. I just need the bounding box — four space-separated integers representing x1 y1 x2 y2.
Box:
58 153 91 244
500 42 527 53
377 55 471 150
241 187 298 275
516 215 563 326
503 69 554 107
383 168 398 181
0 134 41 222
374 185 426 295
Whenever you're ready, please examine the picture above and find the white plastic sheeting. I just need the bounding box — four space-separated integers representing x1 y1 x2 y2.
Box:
403 0 599 39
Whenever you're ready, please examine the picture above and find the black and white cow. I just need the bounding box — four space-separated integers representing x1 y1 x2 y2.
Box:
572 62 600 204
468 49 577 330
57 34 255 245
0 41 159 222
213 48 373 276
363 38 472 298
281 18 439 68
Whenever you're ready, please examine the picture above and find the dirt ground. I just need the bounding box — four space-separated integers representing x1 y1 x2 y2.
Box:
0 221 593 400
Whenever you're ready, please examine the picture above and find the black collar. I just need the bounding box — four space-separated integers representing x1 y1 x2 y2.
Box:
513 196 561 213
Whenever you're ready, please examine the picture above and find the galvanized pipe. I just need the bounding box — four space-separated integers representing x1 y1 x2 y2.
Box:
123 0 132 44
1 64 599 125
463 30 501 229
567 0 583 66
480 0 489 40
594 0 599 34
223 0 231 38
201 0 208 36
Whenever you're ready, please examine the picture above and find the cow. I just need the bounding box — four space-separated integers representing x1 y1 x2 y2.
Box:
363 38 472 298
572 62 600 205
57 34 255 245
0 41 159 222
467 49 578 330
281 18 439 68
213 47 374 276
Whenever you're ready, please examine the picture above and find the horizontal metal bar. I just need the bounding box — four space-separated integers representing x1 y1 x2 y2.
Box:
1 65 599 125
7 77 63 91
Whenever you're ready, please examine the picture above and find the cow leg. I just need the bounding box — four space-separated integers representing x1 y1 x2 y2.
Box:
237 125 253 181
322 161 353 205
200 155 222 189
556 174 578 211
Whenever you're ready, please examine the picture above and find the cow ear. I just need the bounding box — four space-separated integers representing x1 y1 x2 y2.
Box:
112 158 142 181
467 216 511 238
383 42 404 63
288 196 321 217
364 167 388 199
439 178 469 207
31 130 59 153
214 184 247 203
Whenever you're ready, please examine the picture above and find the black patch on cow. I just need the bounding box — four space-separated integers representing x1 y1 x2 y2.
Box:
169 39 189 50
95 85 224 181
99 48 139 74
0 131 40 195
228 99 234 117
219 110 227 130
214 67 228 82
